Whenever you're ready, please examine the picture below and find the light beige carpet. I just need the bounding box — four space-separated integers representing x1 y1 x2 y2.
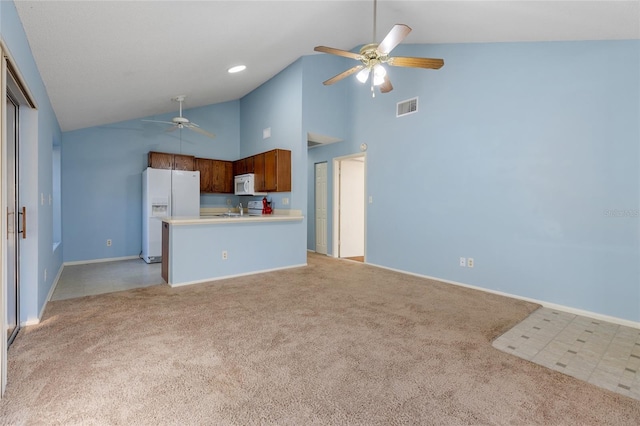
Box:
2 253 639 425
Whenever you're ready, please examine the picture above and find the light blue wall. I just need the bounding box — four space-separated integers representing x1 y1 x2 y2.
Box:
306 40 639 321
168 220 306 285
1 1 63 322
61 101 240 262
302 54 352 253
239 59 305 212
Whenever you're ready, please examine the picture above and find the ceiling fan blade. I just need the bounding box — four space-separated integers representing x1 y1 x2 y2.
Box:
186 124 216 139
376 24 412 55
379 75 393 93
314 46 362 60
322 65 365 86
165 125 178 133
388 56 444 69
142 119 176 125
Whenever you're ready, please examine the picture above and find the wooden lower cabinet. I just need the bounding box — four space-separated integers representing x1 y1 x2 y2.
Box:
161 222 169 282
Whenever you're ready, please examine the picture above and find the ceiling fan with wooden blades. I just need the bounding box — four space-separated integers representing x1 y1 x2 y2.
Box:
142 95 216 139
314 0 444 95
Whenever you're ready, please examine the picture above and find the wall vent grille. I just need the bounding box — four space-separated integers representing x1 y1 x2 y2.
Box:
397 97 418 117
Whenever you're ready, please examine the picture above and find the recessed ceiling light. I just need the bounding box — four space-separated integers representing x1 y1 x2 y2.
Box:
228 65 246 74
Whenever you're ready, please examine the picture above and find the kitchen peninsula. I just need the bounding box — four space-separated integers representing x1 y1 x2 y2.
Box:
161 211 305 286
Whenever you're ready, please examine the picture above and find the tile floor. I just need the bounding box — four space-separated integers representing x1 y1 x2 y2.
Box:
494 307 640 401
51 258 164 301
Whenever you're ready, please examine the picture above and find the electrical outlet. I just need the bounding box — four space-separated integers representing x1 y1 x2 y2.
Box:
106 239 112 247
369 196 373 204
44 268 47 281
222 250 228 260
226 198 232 206
282 197 289 205
467 258 474 268
459 257 466 267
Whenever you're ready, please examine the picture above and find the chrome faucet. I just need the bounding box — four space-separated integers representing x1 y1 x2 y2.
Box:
238 202 243 216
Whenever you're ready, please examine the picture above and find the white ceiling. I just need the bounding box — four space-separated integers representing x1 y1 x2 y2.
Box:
14 0 640 132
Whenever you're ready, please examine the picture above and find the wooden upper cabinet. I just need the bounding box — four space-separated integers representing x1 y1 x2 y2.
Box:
212 160 233 193
148 151 195 171
195 158 233 194
254 153 266 191
258 149 291 192
153 148 288 194
173 154 195 171
194 158 214 193
233 156 255 176
148 151 173 169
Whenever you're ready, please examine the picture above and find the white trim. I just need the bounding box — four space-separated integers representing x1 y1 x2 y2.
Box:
63 255 140 266
46 263 65 303
307 249 316 253
24 263 63 326
168 263 308 288
367 262 640 330
332 153 367 260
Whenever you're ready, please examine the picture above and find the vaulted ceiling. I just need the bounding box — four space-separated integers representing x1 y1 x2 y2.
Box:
14 1 640 132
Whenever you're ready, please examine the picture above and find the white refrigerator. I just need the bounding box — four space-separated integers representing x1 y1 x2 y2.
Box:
142 167 200 263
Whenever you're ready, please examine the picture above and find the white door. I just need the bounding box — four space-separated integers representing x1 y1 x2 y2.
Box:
338 158 365 258
315 162 328 254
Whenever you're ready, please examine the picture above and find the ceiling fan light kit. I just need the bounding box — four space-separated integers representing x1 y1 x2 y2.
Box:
313 0 444 96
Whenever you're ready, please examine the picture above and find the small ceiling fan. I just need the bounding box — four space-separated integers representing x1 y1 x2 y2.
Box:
314 0 444 95
142 95 216 139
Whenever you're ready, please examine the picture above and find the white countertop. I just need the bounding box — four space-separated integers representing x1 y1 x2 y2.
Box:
163 209 303 226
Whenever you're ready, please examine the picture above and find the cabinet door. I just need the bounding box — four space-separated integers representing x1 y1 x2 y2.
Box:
263 150 278 191
254 153 265 191
211 160 232 193
274 149 291 192
173 154 195 171
222 161 233 193
148 151 173 169
194 158 214 193
245 156 255 174
233 159 245 176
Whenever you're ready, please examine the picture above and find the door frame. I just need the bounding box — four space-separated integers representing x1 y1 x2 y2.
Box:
314 162 328 255
332 153 366 260
0 41 38 397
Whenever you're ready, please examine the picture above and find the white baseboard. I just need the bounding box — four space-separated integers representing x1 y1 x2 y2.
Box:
22 263 66 327
64 255 140 266
169 263 308 288
47 264 65 303
367 262 640 330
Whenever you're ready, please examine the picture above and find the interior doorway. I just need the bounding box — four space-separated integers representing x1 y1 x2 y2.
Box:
314 162 328 255
333 154 365 261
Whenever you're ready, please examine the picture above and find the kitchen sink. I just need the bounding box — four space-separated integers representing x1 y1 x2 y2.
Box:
215 212 242 217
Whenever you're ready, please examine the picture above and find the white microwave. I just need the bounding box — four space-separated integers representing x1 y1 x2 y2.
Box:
234 173 266 196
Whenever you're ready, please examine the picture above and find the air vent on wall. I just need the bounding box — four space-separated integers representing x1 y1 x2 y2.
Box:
397 97 418 117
